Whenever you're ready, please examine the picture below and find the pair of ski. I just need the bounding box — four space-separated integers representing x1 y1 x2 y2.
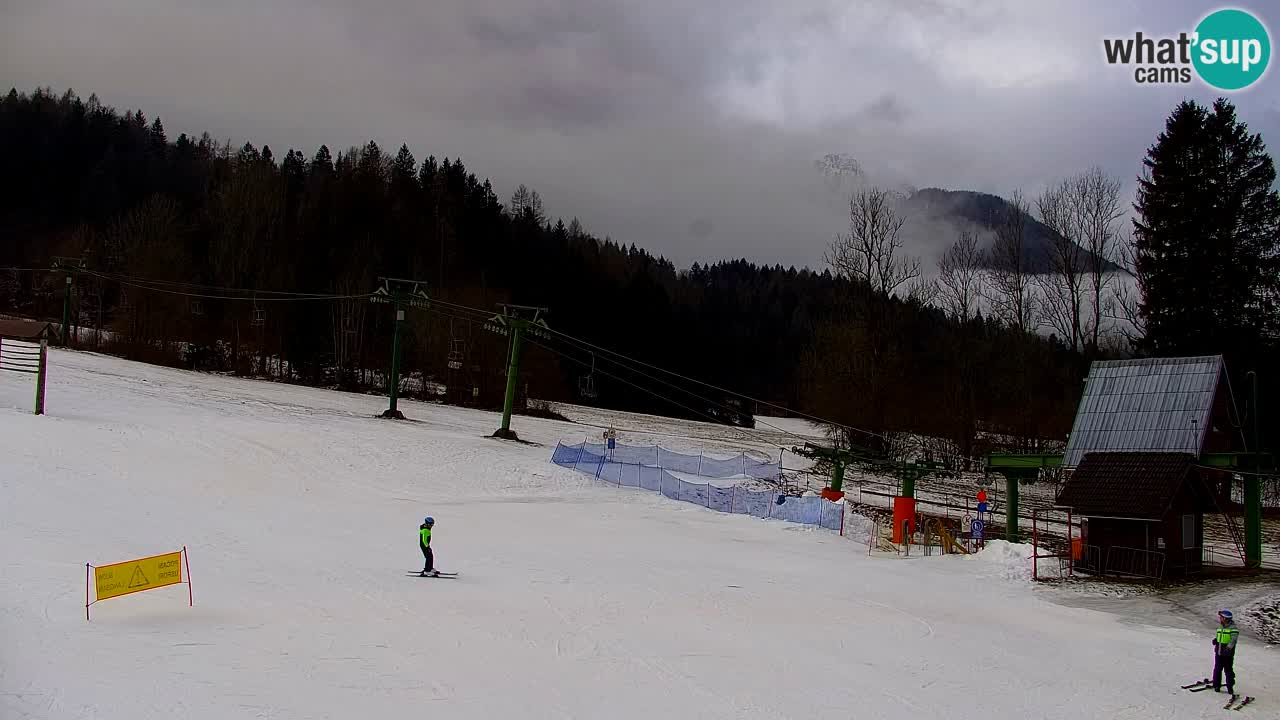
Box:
1181 679 1254 710
406 570 458 579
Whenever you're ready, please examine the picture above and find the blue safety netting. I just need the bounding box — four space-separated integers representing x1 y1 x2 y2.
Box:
553 441 781 479
551 440 845 534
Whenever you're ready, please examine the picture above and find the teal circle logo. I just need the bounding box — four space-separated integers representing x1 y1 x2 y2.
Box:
1192 9 1271 90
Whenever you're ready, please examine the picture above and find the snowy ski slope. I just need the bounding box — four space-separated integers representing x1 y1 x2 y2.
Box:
1 349 1275 719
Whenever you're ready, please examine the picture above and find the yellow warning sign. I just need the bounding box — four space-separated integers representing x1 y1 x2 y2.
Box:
94 551 183 602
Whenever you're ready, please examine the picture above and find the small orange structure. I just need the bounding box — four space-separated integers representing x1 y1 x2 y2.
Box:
892 496 916 544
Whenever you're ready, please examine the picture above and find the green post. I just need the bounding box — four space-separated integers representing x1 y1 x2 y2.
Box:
61 275 72 347
830 461 845 493
497 324 525 437
370 277 430 420
35 339 47 415
902 465 917 498
382 305 405 419
1245 371 1261 569
1005 474 1020 542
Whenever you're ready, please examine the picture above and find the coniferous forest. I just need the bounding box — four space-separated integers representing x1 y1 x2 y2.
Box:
2 88 1276 460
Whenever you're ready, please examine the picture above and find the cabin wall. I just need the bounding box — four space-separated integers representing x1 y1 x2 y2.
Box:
1081 515 1202 579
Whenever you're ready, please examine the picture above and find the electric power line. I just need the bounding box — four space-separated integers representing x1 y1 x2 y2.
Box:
84 270 361 298
424 303 749 434
5 265 379 302
22 263 965 461
88 271 374 303
347 286 887 445
532 328 819 447
520 332 787 451
422 295 899 454
541 324 987 469
541 324 887 442
422 301 804 447
428 297 495 320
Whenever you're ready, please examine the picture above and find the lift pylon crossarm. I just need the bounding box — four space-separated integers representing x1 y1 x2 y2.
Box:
790 441 890 468
790 441 895 496
370 278 430 308
51 256 88 271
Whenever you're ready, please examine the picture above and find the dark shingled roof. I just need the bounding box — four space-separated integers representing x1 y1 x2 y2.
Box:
0 318 56 340
1056 451 1198 519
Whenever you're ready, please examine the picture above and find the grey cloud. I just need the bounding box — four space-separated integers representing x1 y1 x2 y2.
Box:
2 0 1278 271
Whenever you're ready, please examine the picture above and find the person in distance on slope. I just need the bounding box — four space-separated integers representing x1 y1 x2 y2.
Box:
1211 609 1239 694
419 517 438 577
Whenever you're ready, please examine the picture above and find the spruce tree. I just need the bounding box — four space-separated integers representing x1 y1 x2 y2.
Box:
391 144 417 185
1133 98 1280 358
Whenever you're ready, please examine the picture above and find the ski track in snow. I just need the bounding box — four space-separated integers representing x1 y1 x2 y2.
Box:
1 348 1277 719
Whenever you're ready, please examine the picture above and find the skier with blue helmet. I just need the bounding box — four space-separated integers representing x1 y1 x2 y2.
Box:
1212 609 1239 695
419 517 437 577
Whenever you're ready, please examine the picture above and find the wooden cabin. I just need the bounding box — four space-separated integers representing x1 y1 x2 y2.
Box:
1057 451 1216 579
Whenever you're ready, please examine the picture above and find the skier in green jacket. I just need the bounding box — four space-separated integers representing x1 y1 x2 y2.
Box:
1212 609 1239 694
419 517 437 577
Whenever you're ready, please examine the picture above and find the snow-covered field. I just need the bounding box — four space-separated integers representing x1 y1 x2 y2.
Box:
2 349 1277 719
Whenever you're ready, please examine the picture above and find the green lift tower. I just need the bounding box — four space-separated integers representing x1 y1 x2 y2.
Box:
369 277 430 419
485 304 550 441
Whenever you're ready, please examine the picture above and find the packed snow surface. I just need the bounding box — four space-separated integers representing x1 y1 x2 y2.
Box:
2 350 1276 719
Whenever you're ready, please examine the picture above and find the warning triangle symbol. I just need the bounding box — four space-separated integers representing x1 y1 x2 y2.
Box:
127 564 150 589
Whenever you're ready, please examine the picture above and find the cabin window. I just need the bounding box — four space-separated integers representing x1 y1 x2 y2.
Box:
1182 514 1196 549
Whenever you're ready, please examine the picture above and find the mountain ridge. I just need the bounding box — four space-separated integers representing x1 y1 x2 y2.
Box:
900 187 1123 274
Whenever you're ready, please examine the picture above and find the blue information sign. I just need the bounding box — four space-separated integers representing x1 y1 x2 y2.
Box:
971 519 984 539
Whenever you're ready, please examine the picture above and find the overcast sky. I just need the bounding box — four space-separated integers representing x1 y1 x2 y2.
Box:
3 0 1278 271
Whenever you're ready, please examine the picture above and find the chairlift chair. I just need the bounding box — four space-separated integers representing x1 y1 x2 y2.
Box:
447 338 464 370
578 353 598 399
190 299 204 316
251 300 265 327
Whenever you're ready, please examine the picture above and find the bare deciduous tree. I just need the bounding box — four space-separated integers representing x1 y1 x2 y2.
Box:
987 190 1037 331
0 268 21 312
509 184 546 225
107 195 190 353
906 276 940 308
1104 224 1148 349
937 230 985 322
1079 167 1124 353
1032 168 1124 353
1036 179 1088 351
825 187 921 297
